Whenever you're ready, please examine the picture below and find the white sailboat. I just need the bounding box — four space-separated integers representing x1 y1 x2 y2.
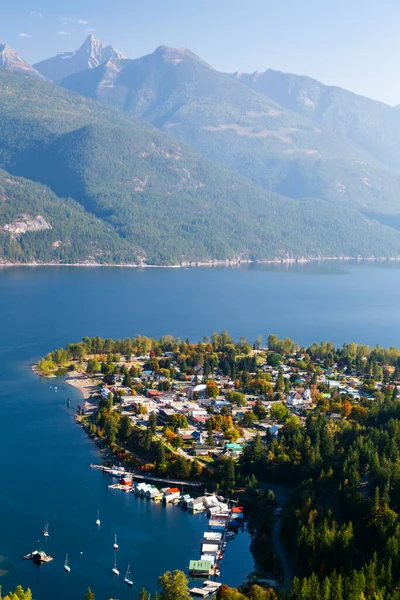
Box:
95 509 100 526
43 522 49 537
113 534 119 550
64 554 70 573
112 552 119 576
124 563 133 586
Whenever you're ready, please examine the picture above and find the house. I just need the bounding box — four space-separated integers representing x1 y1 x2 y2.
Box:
158 408 176 425
101 387 113 401
192 444 219 457
146 486 162 501
187 497 206 512
286 391 304 407
268 424 283 437
120 477 132 487
203 531 223 542
135 481 148 496
188 384 207 399
163 487 180 503
213 400 231 410
188 560 212 576
201 554 216 564
201 542 219 555
225 442 243 456
139 483 151 497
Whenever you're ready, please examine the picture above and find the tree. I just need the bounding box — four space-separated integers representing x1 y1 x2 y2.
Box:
254 335 263 350
267 352 282 367
136 589 151 600
206 381 219 399
84 588 95 600
223 457 236 493
143 427 152 451
159 570 191 600
156 441 167 472
149 411 157 435
270 402 288 422
119 415 132 440
226 391 247 406
104 413 119 446
87 358 101 374
169 414 188 431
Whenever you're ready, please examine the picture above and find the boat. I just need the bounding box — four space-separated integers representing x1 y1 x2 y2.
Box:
113 534 119 550
26 550 53 563
64 553 70 573
96 509 100 526
43 522 49 537
124 563 133 586
112 552 119 576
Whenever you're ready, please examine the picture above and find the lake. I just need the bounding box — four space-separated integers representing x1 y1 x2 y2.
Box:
1 261 400 599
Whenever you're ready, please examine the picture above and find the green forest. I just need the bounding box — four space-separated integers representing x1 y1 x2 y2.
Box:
0 71 400 264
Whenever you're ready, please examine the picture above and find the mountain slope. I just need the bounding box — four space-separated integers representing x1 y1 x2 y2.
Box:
0 70 399 263
235 69 400 173
0 169 135 264
33 35 126 82
0 42 44 79
58 44 400 222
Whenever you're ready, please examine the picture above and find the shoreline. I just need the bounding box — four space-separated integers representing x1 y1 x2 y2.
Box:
35 367 279 586
2 255 400 269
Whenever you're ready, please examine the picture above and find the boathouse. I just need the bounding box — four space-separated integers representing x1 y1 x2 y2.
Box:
189 560 212 576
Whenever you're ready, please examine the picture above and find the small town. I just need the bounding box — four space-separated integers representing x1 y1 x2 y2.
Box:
38 332 396 475
34 333 400 599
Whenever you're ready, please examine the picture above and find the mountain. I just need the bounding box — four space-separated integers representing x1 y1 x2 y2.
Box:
58 43 400 227
33 35 126 82
0 42 44 79
234 69 400 173
0 69 399 264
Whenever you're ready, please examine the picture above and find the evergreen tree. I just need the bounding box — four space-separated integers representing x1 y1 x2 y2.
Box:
84 588 95 600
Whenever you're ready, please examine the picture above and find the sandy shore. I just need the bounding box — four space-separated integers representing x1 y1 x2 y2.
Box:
65 371 100 401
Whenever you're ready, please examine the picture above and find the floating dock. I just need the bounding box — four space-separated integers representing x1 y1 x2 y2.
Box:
90 464 202 487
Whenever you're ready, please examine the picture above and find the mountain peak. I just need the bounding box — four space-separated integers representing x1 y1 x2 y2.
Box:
154 45 213 69
34 36 126 82
0 42 44 79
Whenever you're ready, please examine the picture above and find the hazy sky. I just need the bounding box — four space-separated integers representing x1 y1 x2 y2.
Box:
3 0 400 105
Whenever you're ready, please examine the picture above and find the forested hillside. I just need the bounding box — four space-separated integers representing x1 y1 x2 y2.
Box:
59 44 400 227
1 70 399 264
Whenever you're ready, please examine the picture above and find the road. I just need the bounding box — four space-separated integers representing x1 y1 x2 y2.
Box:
260 481 294 593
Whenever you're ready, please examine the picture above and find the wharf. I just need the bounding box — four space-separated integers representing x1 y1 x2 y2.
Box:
90 464 202 487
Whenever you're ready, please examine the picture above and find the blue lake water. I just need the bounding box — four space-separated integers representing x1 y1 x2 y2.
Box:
1 261 400 599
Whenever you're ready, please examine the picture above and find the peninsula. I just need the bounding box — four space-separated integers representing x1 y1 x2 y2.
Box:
35 332 400 598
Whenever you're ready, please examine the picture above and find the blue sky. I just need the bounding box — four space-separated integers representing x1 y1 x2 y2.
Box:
3 0 400 105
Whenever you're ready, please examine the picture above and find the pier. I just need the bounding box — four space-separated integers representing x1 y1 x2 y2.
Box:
90 464 203 487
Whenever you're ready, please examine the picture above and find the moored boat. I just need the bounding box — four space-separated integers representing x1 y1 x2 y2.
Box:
124 563 133 585
64 553 70 572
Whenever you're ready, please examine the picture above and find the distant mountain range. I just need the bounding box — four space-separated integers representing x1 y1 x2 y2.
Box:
0 36 399 265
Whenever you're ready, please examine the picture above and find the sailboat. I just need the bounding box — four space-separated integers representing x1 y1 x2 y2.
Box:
113 534 119 550
112 551 119 576
95 510 100 526
124 564 133 586
64 554 70 573
43 522 49 537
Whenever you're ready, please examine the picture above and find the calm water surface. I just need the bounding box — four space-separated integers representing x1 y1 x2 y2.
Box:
1 262 400 599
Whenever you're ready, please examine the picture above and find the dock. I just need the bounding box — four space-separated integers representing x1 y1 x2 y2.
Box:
190 581 222 597
90 464 202 487
190 588 211 597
